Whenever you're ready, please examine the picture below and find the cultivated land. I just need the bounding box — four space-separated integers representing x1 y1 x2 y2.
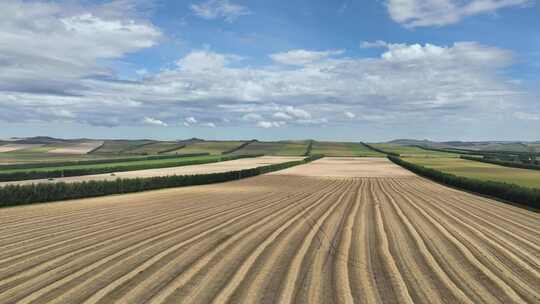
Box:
230 141 287 155
0 158 538 303
312 142 385 157
0 156 302 186
173 141 245 155
405 157 540 189
371 144 458 157
124 142 185 155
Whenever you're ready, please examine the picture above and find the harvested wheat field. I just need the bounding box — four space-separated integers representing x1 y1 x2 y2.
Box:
0 156 303 186
0 158 539 304
48 141 104 154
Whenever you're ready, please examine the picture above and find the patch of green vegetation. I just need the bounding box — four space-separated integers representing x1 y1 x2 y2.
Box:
372 144 457 158
126 141 185 154
311 142 384 157
0 152 122 165
275 141 310 156
230 141 286 155
404 157 540 189
176 141 245 155
0 155 218 174
91 140 156 154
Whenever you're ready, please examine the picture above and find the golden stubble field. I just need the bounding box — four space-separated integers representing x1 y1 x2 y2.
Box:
0 158 538 303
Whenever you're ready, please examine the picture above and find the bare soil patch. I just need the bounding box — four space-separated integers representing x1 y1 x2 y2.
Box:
0 157 538 303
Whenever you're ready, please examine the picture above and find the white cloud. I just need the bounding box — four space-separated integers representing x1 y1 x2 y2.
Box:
190 0 250 22
386 0 530 27
1 23 531 131
282 106 311 119
273 112 292 120
143 117 168 126
201 122 216 127
257 121 285 128
186 116 198 124
176 50 240 72
270 49 344 65
242 113 263 121
344 111 356 118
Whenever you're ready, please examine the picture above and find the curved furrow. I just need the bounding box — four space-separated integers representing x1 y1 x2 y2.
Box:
103 179 344 304
71 188 332 304
385 180 510 303
221 181 353 304
347 179 379 304
0 189 304 301
277 179 355 304
371 183 415 304
301 182 358 304
396 179 540 269
0 190 280 273
330 180 363 304
7 181 326 304
391 180 540 302
0 193 222 257
147 180 351 304
407 178 540 233
397 179 540 254
379 180 477 303
393 181 527 303
0 191 221 247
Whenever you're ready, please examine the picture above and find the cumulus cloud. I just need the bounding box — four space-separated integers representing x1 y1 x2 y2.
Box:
257 121 286 128
270 49 344 65
344 111 356 118
0 9 532 134
143 117 168 127
201 122 216 127
273 112 292 120
190 0 250 22
386 0 530 28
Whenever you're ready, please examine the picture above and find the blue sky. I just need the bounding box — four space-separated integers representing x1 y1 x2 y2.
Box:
0 0 539 141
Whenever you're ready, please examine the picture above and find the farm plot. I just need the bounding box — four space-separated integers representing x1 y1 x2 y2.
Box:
0 144 44 153
90 140 156 154
405 156 540 189
126 142 185 155
48 141 104 154
275 141 310 156
230 141 286 155
175 141 246 155
312 141 385 157
0 157 538 304
371 144 458 157
0 156 302 186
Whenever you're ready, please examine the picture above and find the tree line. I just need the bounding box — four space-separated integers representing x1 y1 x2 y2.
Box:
360 142 400 157
0 154 251 182
388 156 539 211
0 153 210 171
460 155 540 171
0 155 323 208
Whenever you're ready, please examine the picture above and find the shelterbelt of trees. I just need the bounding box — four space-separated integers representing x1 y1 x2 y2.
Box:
460 156 540 171
0 155 323 207
0 154 251 182
388 156 539 211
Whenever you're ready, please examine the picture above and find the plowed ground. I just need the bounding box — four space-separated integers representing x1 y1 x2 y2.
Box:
0 158 538 303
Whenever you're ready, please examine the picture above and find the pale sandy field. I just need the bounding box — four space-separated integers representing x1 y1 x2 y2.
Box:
0 144 44 152
0 157 538 303
48 141 104 154
0 156 303 186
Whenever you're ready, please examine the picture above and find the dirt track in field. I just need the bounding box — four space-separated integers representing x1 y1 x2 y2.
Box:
0 156 303 187
0 158 538 303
